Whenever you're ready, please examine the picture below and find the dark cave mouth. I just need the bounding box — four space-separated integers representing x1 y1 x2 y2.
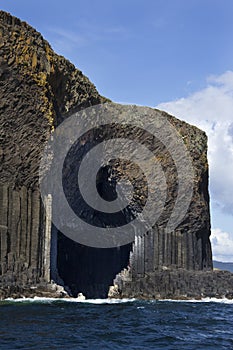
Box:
51 163 132 298
51 228 132 299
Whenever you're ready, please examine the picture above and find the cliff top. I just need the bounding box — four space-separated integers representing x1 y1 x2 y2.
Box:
0 10 107 186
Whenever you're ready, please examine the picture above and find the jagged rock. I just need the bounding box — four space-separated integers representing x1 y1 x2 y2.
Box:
111 269 233 300
77 292 86 300
0 10 232 300
0 10 107 297
108 285 120 298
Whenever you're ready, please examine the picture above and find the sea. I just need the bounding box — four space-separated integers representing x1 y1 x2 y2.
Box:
0 298 233 350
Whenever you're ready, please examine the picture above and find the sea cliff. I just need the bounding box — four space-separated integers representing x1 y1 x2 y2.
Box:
0 11 232 300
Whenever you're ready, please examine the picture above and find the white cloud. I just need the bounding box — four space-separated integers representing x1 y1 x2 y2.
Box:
157 71 233 216
211 228 233 262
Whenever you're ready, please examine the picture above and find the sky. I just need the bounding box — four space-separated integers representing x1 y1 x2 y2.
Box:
1 0 233 261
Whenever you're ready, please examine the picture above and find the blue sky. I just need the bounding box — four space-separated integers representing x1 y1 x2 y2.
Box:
2 0 233 261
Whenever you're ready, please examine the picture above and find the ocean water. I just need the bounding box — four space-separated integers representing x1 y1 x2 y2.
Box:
0 298 233 349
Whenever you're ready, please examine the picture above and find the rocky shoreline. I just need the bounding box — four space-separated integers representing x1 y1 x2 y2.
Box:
0 282 71 300
108 268 233 300
1 268 233 301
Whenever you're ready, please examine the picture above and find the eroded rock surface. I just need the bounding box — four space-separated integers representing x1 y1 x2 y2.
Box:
0 10 106 297
0 10 232 300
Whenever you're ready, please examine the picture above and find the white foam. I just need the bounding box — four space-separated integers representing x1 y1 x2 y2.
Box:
2 297 233 304
160 297 233 304
3 297 136 304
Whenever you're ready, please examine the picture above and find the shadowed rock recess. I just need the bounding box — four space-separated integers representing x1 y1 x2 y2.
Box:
0 11 233 300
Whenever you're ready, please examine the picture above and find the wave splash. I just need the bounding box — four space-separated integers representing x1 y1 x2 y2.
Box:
3 297 136 304
2 297 233 304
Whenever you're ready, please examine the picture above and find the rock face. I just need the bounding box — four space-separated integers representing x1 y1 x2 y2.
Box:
0 10 107 297
0 11 232 300
111 268 233 300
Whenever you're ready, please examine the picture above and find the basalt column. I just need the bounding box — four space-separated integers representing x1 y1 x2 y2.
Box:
0 11 214 300
0 184 49 285
0 10 107 295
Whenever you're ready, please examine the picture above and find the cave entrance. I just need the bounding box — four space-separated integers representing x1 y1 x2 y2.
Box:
51 228 131 298
50 159 133 298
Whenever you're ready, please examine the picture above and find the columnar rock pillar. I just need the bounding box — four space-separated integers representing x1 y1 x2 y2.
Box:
43 194 52 282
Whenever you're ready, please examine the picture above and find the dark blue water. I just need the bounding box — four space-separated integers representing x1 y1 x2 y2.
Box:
0 298 233 349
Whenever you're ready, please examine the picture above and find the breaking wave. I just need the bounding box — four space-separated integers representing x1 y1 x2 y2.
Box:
2 296 233 304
